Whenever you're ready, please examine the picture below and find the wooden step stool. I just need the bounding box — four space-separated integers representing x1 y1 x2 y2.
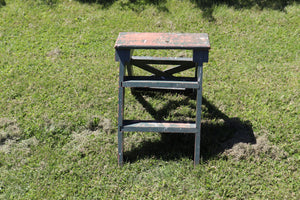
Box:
115 32 210 166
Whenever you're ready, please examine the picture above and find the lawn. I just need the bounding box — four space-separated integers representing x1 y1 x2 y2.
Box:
0 0 299 199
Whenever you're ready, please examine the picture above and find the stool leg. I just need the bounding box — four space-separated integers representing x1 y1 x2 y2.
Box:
194 64 203 166
116 49 132 166
118 87 124 166
118 64 125 166
117 59 126 166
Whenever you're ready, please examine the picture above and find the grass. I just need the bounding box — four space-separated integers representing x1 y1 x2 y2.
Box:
0 0 299 199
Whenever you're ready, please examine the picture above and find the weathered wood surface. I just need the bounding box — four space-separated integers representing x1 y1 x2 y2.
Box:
115 32 210 49
122 120 197 133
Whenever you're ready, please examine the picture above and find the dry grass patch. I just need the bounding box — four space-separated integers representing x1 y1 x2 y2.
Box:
223 135 288 161
0 118 21 143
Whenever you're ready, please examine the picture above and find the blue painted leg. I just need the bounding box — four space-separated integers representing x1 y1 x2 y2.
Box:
116 49 132 166
194 64 203 166
193 49 207 166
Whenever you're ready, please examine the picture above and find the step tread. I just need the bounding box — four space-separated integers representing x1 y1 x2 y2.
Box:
122 76 199 89
122 120 197 133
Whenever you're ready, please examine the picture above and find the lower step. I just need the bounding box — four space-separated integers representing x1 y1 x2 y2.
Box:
122 80 199 89
121 120 197 133
122 76 199 89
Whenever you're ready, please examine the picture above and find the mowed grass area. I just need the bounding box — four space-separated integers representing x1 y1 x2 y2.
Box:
0 0 299 199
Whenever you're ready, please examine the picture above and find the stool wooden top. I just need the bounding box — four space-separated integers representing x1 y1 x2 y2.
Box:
115 32 210 50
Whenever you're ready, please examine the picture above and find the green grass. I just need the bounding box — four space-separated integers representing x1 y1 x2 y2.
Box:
0 0 299 199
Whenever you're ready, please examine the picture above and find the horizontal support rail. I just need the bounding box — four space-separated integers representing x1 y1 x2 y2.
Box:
131 56 194 65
